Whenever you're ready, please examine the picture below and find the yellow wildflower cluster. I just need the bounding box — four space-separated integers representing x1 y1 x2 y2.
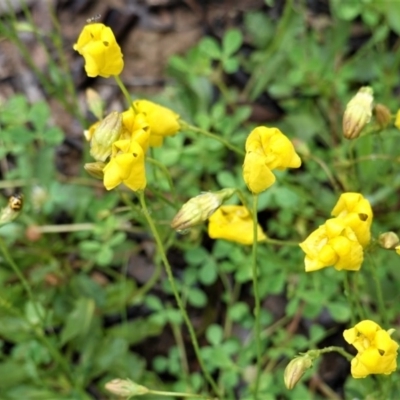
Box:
85 101 180 192
299 193 373 272
74 23 180 192
206 126 301 244
344 320 398 378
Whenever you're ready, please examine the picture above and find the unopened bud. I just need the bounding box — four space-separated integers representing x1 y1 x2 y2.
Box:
292 139 310 158
171 188 236 232
84 162 106 180
86 88 104 120
284 355 313 390
374 103 391 129
0 194 23 226
378 232 400 249
104 379 149 397
343 87 373 140
90 111 122 161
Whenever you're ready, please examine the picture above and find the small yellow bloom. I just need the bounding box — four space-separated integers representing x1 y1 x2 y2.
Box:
133 100 180 147
243 127 301 194
343 320 399 378
103 134 147 191
208 205 266 245
342 87 373 139
395 109 400 130
171 188 235 231
299 218 364 272
331 192 373 248
73 23 124 78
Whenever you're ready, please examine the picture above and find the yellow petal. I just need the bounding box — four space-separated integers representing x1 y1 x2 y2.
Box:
242 152 275 194
208 205 266 245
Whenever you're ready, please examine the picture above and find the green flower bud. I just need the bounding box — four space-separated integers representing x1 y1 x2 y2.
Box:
171 188 236 232
84 161 106 180
90 111 122 161
343 87 373 140
284 355 313 390
104 379 149 397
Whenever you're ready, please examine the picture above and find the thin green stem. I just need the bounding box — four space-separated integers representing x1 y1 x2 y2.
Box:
317 346 353 362
263 237 299 246
137 191 221 397
345 272 366 323
181 121 245 156
0 238 43 323
367 253 388 327
114 75 135 110
251 194 262 399
148 389 216 399
147 157 177 202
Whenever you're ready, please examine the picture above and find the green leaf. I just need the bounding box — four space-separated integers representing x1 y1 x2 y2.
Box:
222 29 243 56
206 324 223 346
28 101 50 132
222 57 240 74
60 297 95 345
198 261 218 285
327 302 351 322
44 126 64 145
228 302 249 322
187 287 207 308
199 37 222 59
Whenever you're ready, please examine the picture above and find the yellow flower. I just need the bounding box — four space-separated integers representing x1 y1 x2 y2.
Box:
73 23 124 78
243 127 301 194
299 218 363 272
395 109 400 130
331 193 373 248
343 320 399 378
103 132 148 191
133 100 180 147
208 205 266 245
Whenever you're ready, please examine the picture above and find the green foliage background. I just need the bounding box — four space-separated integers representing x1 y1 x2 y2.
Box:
1 1 400 399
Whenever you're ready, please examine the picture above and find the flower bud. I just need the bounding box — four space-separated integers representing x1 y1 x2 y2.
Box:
284 355 313 390
378 232 400 250
84 162 106 180
343 87 373 140
171 188 236 232
374 103 391 129
86 88 104 120
104 379 149 397
0 194 23 226
90 111 122 161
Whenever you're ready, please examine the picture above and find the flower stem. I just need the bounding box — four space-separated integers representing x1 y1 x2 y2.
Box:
180 121 245 156
367 253 388 327
148 389 216 399
137 191 221 397
317 346 353 362
114 75 135 111
251 194 262 398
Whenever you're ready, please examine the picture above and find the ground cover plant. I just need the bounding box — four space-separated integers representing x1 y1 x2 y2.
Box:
1 1 400 399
